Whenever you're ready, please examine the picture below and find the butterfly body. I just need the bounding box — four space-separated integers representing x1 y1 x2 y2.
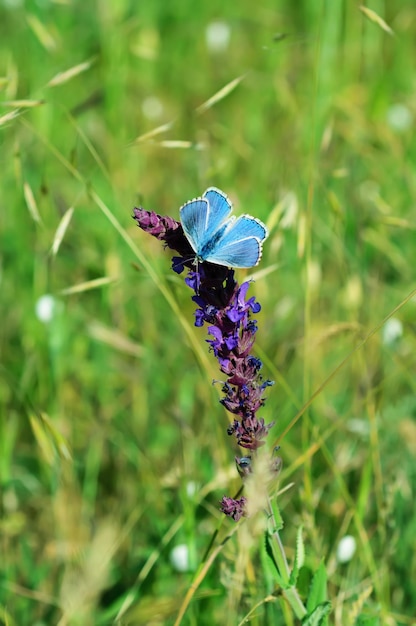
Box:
179 187 268 268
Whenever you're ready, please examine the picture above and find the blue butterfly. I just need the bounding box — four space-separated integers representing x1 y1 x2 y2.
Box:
179 187 268 268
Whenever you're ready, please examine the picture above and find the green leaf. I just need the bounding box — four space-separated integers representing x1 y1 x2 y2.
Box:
306 561 327 614
289 525 305 585
302 602 332 626
269 497 284 533
29 412 72 465
263 531 287 588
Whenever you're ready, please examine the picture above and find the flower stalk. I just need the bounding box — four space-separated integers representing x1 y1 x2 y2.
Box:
133 206 275 513
133 202 307 617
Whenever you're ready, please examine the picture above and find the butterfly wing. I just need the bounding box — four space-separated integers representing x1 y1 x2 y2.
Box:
202 187 232 238
179 198 210 255
203 215 268 268
180 188 232 256
180 188 267 267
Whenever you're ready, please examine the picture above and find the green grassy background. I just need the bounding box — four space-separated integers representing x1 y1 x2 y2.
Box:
1 1 416 624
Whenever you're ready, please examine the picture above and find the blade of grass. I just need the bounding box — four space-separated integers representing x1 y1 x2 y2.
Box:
196 74 246 114
130 120 174 144
50 207 74 256
156 140 195 149
173 527 238 626
87 321 145 358
65 111 110 181
1 99 45 108
0 109 21 126
20 117 215 377
115 515 184 620
59 276 118 295
26 14 57 51
47 58 96 87
23 181 41 224
359 5 394 36
276 286 416 445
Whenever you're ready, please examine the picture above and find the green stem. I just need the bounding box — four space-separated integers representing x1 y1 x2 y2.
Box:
268 500 307 620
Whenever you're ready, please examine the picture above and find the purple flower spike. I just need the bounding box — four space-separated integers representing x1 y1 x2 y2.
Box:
132 209 190 255
133 195 274 521
227 416 275 450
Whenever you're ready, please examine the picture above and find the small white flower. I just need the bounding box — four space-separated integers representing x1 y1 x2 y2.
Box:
141 96 164 121
35 294 58 323
386 103 413 132
170 544 190 572
382 317 403 345
205 21 231 54
336 535 356 564
186 481 198 497
346 418 370 436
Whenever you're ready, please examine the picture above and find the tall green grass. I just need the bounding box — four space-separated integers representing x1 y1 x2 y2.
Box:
1 1 416 624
